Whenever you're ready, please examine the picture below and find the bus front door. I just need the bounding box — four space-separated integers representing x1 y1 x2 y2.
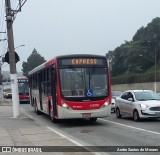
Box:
50 68 57 118
38 73 43 111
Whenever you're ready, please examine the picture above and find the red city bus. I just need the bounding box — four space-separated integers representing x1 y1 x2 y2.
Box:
17 77 30 103
28 54 111 122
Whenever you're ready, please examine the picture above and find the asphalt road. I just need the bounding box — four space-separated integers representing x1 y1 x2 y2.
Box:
20 104 160 155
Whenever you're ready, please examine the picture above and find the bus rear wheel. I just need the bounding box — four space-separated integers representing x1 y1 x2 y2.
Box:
34 100 41 115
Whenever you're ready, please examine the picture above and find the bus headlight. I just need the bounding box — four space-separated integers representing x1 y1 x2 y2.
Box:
61 101 70 109
101 101 109 108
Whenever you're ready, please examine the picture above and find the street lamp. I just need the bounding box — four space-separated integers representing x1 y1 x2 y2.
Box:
139 52 157 92
15 44 25 50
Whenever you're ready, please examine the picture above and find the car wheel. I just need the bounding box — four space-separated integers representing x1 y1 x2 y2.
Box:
133 110 140 121
116 108 122 118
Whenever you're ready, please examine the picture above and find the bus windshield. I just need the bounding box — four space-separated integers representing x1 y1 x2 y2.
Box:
18 82 29 95
59 67 108 98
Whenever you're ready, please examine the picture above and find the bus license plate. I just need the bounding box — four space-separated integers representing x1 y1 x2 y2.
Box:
82 113 91 118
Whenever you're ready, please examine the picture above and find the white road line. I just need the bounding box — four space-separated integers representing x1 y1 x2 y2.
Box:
99 118 160 135
47 126 83 146
47 126 104 155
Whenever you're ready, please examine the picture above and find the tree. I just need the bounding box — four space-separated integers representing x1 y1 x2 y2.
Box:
22 48 46 76
107 17 160 77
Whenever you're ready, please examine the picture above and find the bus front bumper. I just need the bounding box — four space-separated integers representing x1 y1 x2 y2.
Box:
57 105 111 119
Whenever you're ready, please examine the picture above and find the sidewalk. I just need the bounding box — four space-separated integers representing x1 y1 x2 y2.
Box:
0 99 93 154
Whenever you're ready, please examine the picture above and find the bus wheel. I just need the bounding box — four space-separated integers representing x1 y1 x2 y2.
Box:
50 108 58 123
34 101 41 115
89 118 97 122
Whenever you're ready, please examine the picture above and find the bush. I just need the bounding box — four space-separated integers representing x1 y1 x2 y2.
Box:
111 72 160 85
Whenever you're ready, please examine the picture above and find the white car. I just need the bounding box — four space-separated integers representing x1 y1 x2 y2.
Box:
115 90 160 121
3 91 12 99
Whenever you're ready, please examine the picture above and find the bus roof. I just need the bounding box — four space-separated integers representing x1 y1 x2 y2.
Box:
28 54 106 76
56 54 106 59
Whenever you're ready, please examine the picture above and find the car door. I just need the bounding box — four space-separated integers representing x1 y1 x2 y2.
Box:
118 92 129 115
124 92 134 116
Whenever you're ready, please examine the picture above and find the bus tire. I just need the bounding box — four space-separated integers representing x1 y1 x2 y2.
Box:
51 115 58 123
34 100 41 115
89 118 97 122
50 107 58 123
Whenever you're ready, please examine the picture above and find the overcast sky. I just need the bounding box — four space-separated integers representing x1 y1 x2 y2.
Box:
0 0 160 72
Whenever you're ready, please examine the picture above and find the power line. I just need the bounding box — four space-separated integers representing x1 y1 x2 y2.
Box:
0 0 28 57
13 0 28 21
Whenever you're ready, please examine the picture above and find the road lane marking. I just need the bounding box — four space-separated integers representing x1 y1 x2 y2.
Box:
21 107 104 154
47 126 83 146
99 118 160 135
47 126 104 155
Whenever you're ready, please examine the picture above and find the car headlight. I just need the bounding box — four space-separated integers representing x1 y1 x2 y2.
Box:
140 104 148 109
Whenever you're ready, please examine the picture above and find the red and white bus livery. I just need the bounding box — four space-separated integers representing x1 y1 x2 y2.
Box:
28 54 111 122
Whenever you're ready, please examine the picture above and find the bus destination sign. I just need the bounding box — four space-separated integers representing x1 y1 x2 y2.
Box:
18 79 28 83
58 58 106 66
72 58 97 65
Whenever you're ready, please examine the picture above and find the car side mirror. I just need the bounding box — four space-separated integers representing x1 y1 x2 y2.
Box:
128 98 133 102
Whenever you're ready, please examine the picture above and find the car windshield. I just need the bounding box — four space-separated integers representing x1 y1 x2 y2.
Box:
134 91 160 101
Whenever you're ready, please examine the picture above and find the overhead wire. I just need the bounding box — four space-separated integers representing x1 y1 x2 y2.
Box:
0 0 28 69
13 0 28 21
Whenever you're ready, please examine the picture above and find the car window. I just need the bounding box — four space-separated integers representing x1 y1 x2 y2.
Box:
128 92 133 99
121 92 134 101
121 92 129 100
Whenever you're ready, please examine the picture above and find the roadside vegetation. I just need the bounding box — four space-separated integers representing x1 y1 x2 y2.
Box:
22 48 46 76
107 17 160 84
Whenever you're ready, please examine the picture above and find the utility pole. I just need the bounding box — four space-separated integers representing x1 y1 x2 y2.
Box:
5 0 20 118
0 37 7 101
0 61 4 101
